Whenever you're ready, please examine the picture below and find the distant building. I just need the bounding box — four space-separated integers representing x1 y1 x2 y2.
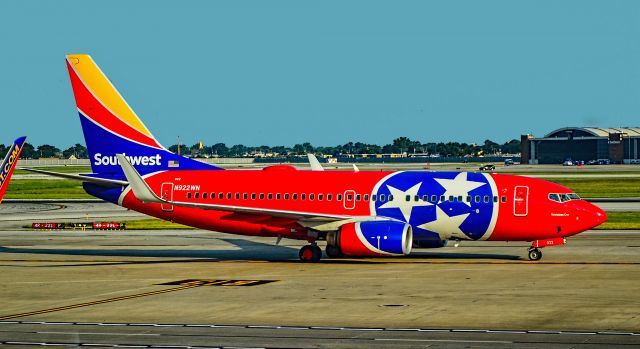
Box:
521 127 640 164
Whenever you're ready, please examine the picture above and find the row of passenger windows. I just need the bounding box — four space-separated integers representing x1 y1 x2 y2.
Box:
185 191 508 204
548 193 581 203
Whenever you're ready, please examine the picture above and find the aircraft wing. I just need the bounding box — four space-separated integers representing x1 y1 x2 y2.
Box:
21 168 128 187
117 154 373 225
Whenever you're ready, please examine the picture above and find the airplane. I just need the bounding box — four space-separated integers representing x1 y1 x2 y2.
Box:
29 54 607 262
0 136 27 204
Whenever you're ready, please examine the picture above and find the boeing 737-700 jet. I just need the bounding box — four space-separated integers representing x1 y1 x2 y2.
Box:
29 55 607 262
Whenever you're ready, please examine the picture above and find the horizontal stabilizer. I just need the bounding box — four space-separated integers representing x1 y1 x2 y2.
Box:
22 168 127 187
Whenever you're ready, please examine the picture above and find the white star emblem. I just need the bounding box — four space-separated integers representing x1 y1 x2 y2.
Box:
378 182 432 222
434 172 486 206
418 206 470 239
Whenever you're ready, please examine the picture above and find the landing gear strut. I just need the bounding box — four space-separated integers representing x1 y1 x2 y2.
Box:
528 248 542 261
299 244 322 262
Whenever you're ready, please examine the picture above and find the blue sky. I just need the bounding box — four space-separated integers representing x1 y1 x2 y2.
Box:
1 0 639 148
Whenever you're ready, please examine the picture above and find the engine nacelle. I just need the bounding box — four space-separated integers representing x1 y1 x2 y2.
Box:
337 221 413 256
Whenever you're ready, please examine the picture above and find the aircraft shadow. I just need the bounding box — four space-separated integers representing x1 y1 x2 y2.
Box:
0 240 521 265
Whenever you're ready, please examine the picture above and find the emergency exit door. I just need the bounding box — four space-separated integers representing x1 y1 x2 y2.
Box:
514 186 529 216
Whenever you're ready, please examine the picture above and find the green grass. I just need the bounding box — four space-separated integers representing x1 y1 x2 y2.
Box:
4 179 92 199
122 219 193 230
595 212 640 230
544 177 640 198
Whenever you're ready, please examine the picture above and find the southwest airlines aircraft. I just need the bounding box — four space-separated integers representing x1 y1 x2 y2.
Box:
30 55 607 262
0 136 27 204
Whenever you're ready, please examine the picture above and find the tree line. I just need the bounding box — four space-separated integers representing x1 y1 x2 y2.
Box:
0 137 520 159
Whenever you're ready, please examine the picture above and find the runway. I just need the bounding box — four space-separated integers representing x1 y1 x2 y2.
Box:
1 203 639 348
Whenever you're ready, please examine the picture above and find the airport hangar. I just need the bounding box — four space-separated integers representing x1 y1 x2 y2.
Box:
520 127 640 164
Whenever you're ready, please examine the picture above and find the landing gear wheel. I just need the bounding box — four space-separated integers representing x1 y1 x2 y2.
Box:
299 245 322 262
326 245 343 258
528 248 542 261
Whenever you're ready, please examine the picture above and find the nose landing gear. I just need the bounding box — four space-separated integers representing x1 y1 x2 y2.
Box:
527 237 566 261
528 248 542 261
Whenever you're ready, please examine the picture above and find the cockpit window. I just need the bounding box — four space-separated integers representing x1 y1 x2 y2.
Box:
568 193 580 200
549 192 580 203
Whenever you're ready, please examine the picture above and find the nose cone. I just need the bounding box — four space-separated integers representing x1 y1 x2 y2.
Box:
577 202 608 232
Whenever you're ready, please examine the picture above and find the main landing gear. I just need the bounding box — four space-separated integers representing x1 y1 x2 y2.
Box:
299 244 322 262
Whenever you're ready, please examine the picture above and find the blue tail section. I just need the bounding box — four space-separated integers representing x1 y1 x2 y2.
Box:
80 112 219 176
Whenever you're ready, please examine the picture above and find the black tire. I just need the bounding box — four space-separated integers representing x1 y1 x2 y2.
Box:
299 245 322 262
311 244 322 262
528 248 542 261
326 245 343 258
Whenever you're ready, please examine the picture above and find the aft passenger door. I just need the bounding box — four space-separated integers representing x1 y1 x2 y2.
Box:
514 186 528 216
161 182 174 212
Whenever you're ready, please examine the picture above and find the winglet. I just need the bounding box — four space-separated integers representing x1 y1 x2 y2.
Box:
116 154 162 203
307 153 324 171
352 164 360 172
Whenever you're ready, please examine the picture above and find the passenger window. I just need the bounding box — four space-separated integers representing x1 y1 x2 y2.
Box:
318 194 323 201
449 195 454 202
347 194 353 201
210 192 215 200
309 194 314 201
251 193 256 200
379 194 386 201
276 193 281 200
293 193 298 200
457 196 463 202
364 194 369 201
186 192 191 199
501 196 507 203
337 194 343 201
327 194 333 201
243 193 248 200
483 195 489 203
195 192 200 199
371 194 376 201
493 196 498 203
356 194 361 201
226 192 231 199
422 195 428 201
431 195 437 202
414 195 420 202
202 192 208 199
405 195 411 202
440 195 445 202
218 193 224 199
388 195 394 201
284 193 290 200
301 194 306 200
475 195 480 203
466 196 471 202
268 193 273 200
259 193 265 200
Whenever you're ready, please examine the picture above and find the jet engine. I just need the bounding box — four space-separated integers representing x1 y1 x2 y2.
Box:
326 221 413 257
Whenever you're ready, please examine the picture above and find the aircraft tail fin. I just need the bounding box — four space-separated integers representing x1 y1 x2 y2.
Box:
0 136 27 203
65 54 221 176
